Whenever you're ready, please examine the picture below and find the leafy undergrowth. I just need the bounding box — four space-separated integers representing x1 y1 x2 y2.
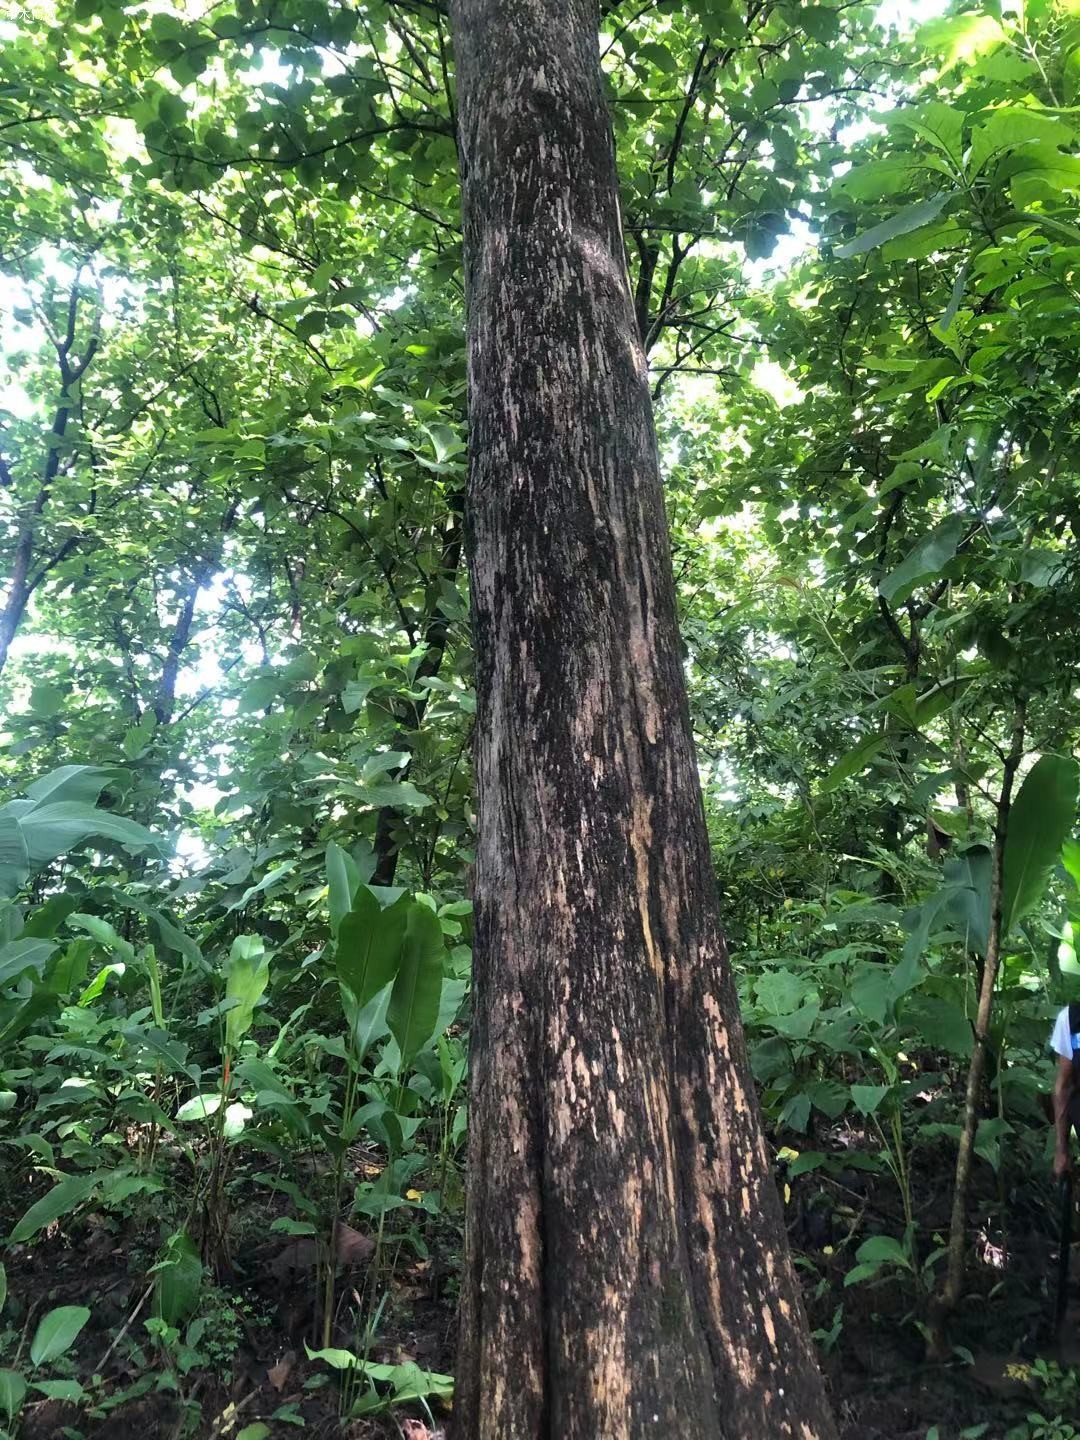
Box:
3 1133 1079 1440
1 1152 459 1440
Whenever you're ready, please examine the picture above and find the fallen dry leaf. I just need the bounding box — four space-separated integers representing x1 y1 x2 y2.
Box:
267 1351 296 1392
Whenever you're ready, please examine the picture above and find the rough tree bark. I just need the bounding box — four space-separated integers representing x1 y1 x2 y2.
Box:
448 2 837 1436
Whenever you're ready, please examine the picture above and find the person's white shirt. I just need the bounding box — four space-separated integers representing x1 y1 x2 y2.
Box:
1051 1005 1078 1061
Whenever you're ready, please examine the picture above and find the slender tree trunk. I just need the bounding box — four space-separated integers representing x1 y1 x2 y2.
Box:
449 3 836 1436
928 696 1026 1357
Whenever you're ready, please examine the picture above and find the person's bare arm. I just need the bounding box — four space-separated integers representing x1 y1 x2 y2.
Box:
1054 1055 1074 1178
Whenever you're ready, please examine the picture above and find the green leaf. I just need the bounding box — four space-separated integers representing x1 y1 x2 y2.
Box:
31 1379 84 1401
0 1262 7 1315
66 913 135 963
835 192 952 260
0 937 56 987
850 1084 890 1115
326 840 359 939
224 935 270 1048
18 803 157 868
904 996 972 1056
387 902 444 1068
0 815 29 900
944 846 992 957
888 102 965 166
969 108 1074 180
175 1094 222 1122
755 969 810 1015
347 983 393 1061
919 12 1004 68
934 259 971 338
0 1370 26 1422
23 766 111 807
789 1150 827 1177
155 1230 202 1326
78 961 126 1006
879 515 965 606
10 1172 99 1243
821 732 886 792
354 780 433 810
226 861 296 913
854 1234 912 1269
336 889 409 1009
30 1306 90 1367
635 40 677 72
237 1427 271 1440
1002 755 1080 935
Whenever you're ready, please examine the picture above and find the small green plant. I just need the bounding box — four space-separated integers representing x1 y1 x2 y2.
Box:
0 1264 91 1437
1004 1363 1080 1440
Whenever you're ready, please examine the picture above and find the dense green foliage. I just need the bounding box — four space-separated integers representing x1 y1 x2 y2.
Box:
2 0 1080 1434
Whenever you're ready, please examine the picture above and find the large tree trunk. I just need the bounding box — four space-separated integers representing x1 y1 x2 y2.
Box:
449 3 836 1436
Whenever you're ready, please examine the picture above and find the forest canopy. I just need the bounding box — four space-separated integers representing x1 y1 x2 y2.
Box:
2 0 1080 1435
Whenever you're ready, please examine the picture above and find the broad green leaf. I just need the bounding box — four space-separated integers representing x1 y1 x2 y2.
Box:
879 515 965 606
224 935 270 1048
347 982 393 1061
10 1172 99 1243
305 1345 453 1402
851 966 892 1026
30 1379 84 1401
0 1370 26 1421
305 1343 360 1370
755 969 810 1016
337 888 409 1008
833 158 922 203
969 108 1074 180
904 996 972 1056
22 893 81 940
326 840 359 938
821 732 885 792
789 1151 827 1177
67 913 135 962
387 902 444 1068
933 259 971 339
850 1084 891 1116
854 1234 911 1270
123 1026 196 1081
24 765 111 808
175 1094 222 1122
226 862 296 913
223 1101 252 1138
0 815 29 900
354 779 433 810
0 1261 7 1314
155 1230 202 1326
835 191 953 260
109 890 204 971
919 12 1004 68
888 102 965 166
29 1305 90 1367
0 937 56 987
944 846 992 957
19 803 157 868
1003 755 1080 934
77 961 126 1006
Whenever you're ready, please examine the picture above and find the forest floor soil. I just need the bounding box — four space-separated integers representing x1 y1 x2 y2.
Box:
6 1142 1080 1438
